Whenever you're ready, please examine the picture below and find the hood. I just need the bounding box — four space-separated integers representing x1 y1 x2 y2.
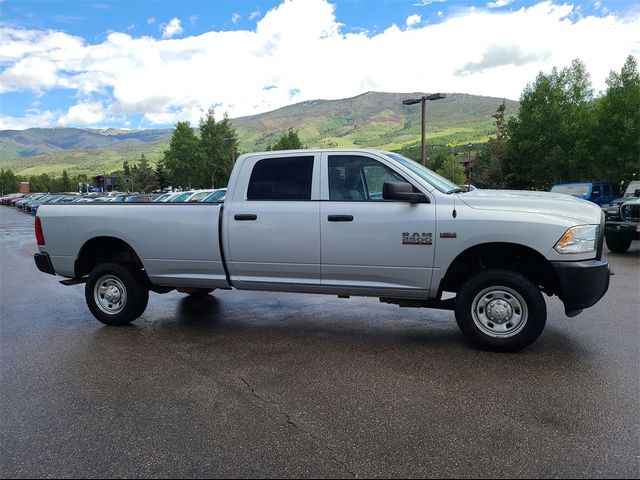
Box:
458 189 603 224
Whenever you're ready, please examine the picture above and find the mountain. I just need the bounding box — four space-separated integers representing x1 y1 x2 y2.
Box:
0 127 173 160
232 92 518 152
0 92 518 176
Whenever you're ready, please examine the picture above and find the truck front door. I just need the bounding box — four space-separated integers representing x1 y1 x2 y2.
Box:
320 153 436 296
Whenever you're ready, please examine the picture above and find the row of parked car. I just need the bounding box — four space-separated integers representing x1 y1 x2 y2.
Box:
0 188 228 214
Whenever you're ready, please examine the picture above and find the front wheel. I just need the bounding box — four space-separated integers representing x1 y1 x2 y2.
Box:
85 262 149 326
454 270 546 352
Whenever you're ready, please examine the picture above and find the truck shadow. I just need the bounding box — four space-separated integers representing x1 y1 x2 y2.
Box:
138 292 591 359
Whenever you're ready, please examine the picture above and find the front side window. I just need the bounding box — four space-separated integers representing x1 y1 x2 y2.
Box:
247 156 314 201
328 155 405 201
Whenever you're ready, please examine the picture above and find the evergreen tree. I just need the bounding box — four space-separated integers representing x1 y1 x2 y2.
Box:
131 154 158 193
271 128 304 150
163 121 203 189
155 160 169 190
60 170 72 192
474 102 509 188
199 109 238 188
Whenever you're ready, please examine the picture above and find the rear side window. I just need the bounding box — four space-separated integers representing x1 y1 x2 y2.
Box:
247 156 314 200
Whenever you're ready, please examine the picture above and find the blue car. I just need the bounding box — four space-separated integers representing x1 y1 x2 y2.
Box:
550 182 619 207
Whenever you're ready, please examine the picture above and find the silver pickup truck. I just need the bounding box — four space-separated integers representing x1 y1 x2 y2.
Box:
34 149 610 351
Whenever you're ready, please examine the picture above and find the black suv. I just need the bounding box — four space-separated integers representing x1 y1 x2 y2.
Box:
604 187 640 253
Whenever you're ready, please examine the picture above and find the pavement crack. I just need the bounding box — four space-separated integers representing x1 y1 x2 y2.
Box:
238 376 356 478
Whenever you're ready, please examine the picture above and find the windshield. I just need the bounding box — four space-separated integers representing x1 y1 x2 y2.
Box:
624 181 640 197
383 152 460 193
202 189 227 202
550 184 590 197
171 192 193 202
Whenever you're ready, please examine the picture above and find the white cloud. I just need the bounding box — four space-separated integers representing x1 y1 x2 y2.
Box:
594 1 601 9
0 110 56 130
414 0 446 6
0 0 639 128
147 17 156 25
249 10 261 21
161 18 183 39
232 13 241 25
59 102 106 126
406 14 422 27
487 0 514 8
189 15 198 25
438 10 444 17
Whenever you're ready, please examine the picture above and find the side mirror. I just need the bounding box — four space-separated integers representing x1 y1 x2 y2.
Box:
634 189 640 198
382 182 429 203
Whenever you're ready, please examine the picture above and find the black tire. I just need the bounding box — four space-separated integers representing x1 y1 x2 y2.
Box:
605 232 632 253
454 269 546 352
85 262 149 326
177 288 215 297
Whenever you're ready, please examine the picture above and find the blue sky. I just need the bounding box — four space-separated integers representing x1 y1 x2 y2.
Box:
1 0 638 129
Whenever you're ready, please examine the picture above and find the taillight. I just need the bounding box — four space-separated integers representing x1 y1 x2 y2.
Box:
35 216 45 246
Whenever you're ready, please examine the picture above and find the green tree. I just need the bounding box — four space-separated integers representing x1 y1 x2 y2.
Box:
474 102 509 188
436 156 467 185
155 160 170 190
590 55 640 184
199 109 238 188
131 154 158 193
271 128 304 151
505 59 594 189
0 168 19 194
163 121 203 189
60 170 72 192
122 160 131 177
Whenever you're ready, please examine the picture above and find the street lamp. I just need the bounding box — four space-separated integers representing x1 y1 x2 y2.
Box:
402 93 446 166
467 143 472 189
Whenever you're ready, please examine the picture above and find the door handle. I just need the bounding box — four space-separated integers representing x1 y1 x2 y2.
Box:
328 215 353 222
234 214 257 221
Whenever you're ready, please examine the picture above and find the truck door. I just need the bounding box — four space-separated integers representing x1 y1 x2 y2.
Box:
320 153 436 295
225 153 321 286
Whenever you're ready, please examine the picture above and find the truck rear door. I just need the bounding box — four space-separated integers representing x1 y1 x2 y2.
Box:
224 153 321 286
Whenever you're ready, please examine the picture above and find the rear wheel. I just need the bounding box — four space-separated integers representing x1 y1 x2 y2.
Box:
85 262 149 326
605 232 632 253
454 269 546 352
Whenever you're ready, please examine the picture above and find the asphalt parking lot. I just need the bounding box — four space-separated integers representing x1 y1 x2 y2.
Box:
1 205 638 478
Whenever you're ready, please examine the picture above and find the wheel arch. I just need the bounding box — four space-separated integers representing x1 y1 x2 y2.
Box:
440 242 560 297
75 236 146 279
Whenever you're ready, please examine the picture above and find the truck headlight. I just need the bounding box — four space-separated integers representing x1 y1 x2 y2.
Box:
554 225 598 254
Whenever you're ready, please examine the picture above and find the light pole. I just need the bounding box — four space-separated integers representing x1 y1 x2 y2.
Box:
402 93 446 166
467 143 472 189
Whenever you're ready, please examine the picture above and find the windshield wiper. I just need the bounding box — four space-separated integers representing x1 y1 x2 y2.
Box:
446 187 466 194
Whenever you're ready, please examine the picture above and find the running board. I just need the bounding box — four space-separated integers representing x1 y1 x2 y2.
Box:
59 277 87 286
379 297 455 310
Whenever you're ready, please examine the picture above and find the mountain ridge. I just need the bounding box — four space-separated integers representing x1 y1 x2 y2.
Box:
0 92 518 176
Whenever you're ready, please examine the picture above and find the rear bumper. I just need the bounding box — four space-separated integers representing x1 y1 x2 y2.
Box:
34 252 56 276
551 259 610 316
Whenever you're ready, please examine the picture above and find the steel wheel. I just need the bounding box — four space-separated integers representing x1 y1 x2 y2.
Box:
94 275 127 315
471 286 528 338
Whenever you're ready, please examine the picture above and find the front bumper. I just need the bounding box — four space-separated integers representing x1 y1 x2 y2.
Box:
605 221 640 239
34 252 56 276
551 259 610 317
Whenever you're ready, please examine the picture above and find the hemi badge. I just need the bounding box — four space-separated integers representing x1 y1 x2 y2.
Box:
440 232 457 239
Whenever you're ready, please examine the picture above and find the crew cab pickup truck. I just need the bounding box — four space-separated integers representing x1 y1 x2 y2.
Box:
34 149 610 351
